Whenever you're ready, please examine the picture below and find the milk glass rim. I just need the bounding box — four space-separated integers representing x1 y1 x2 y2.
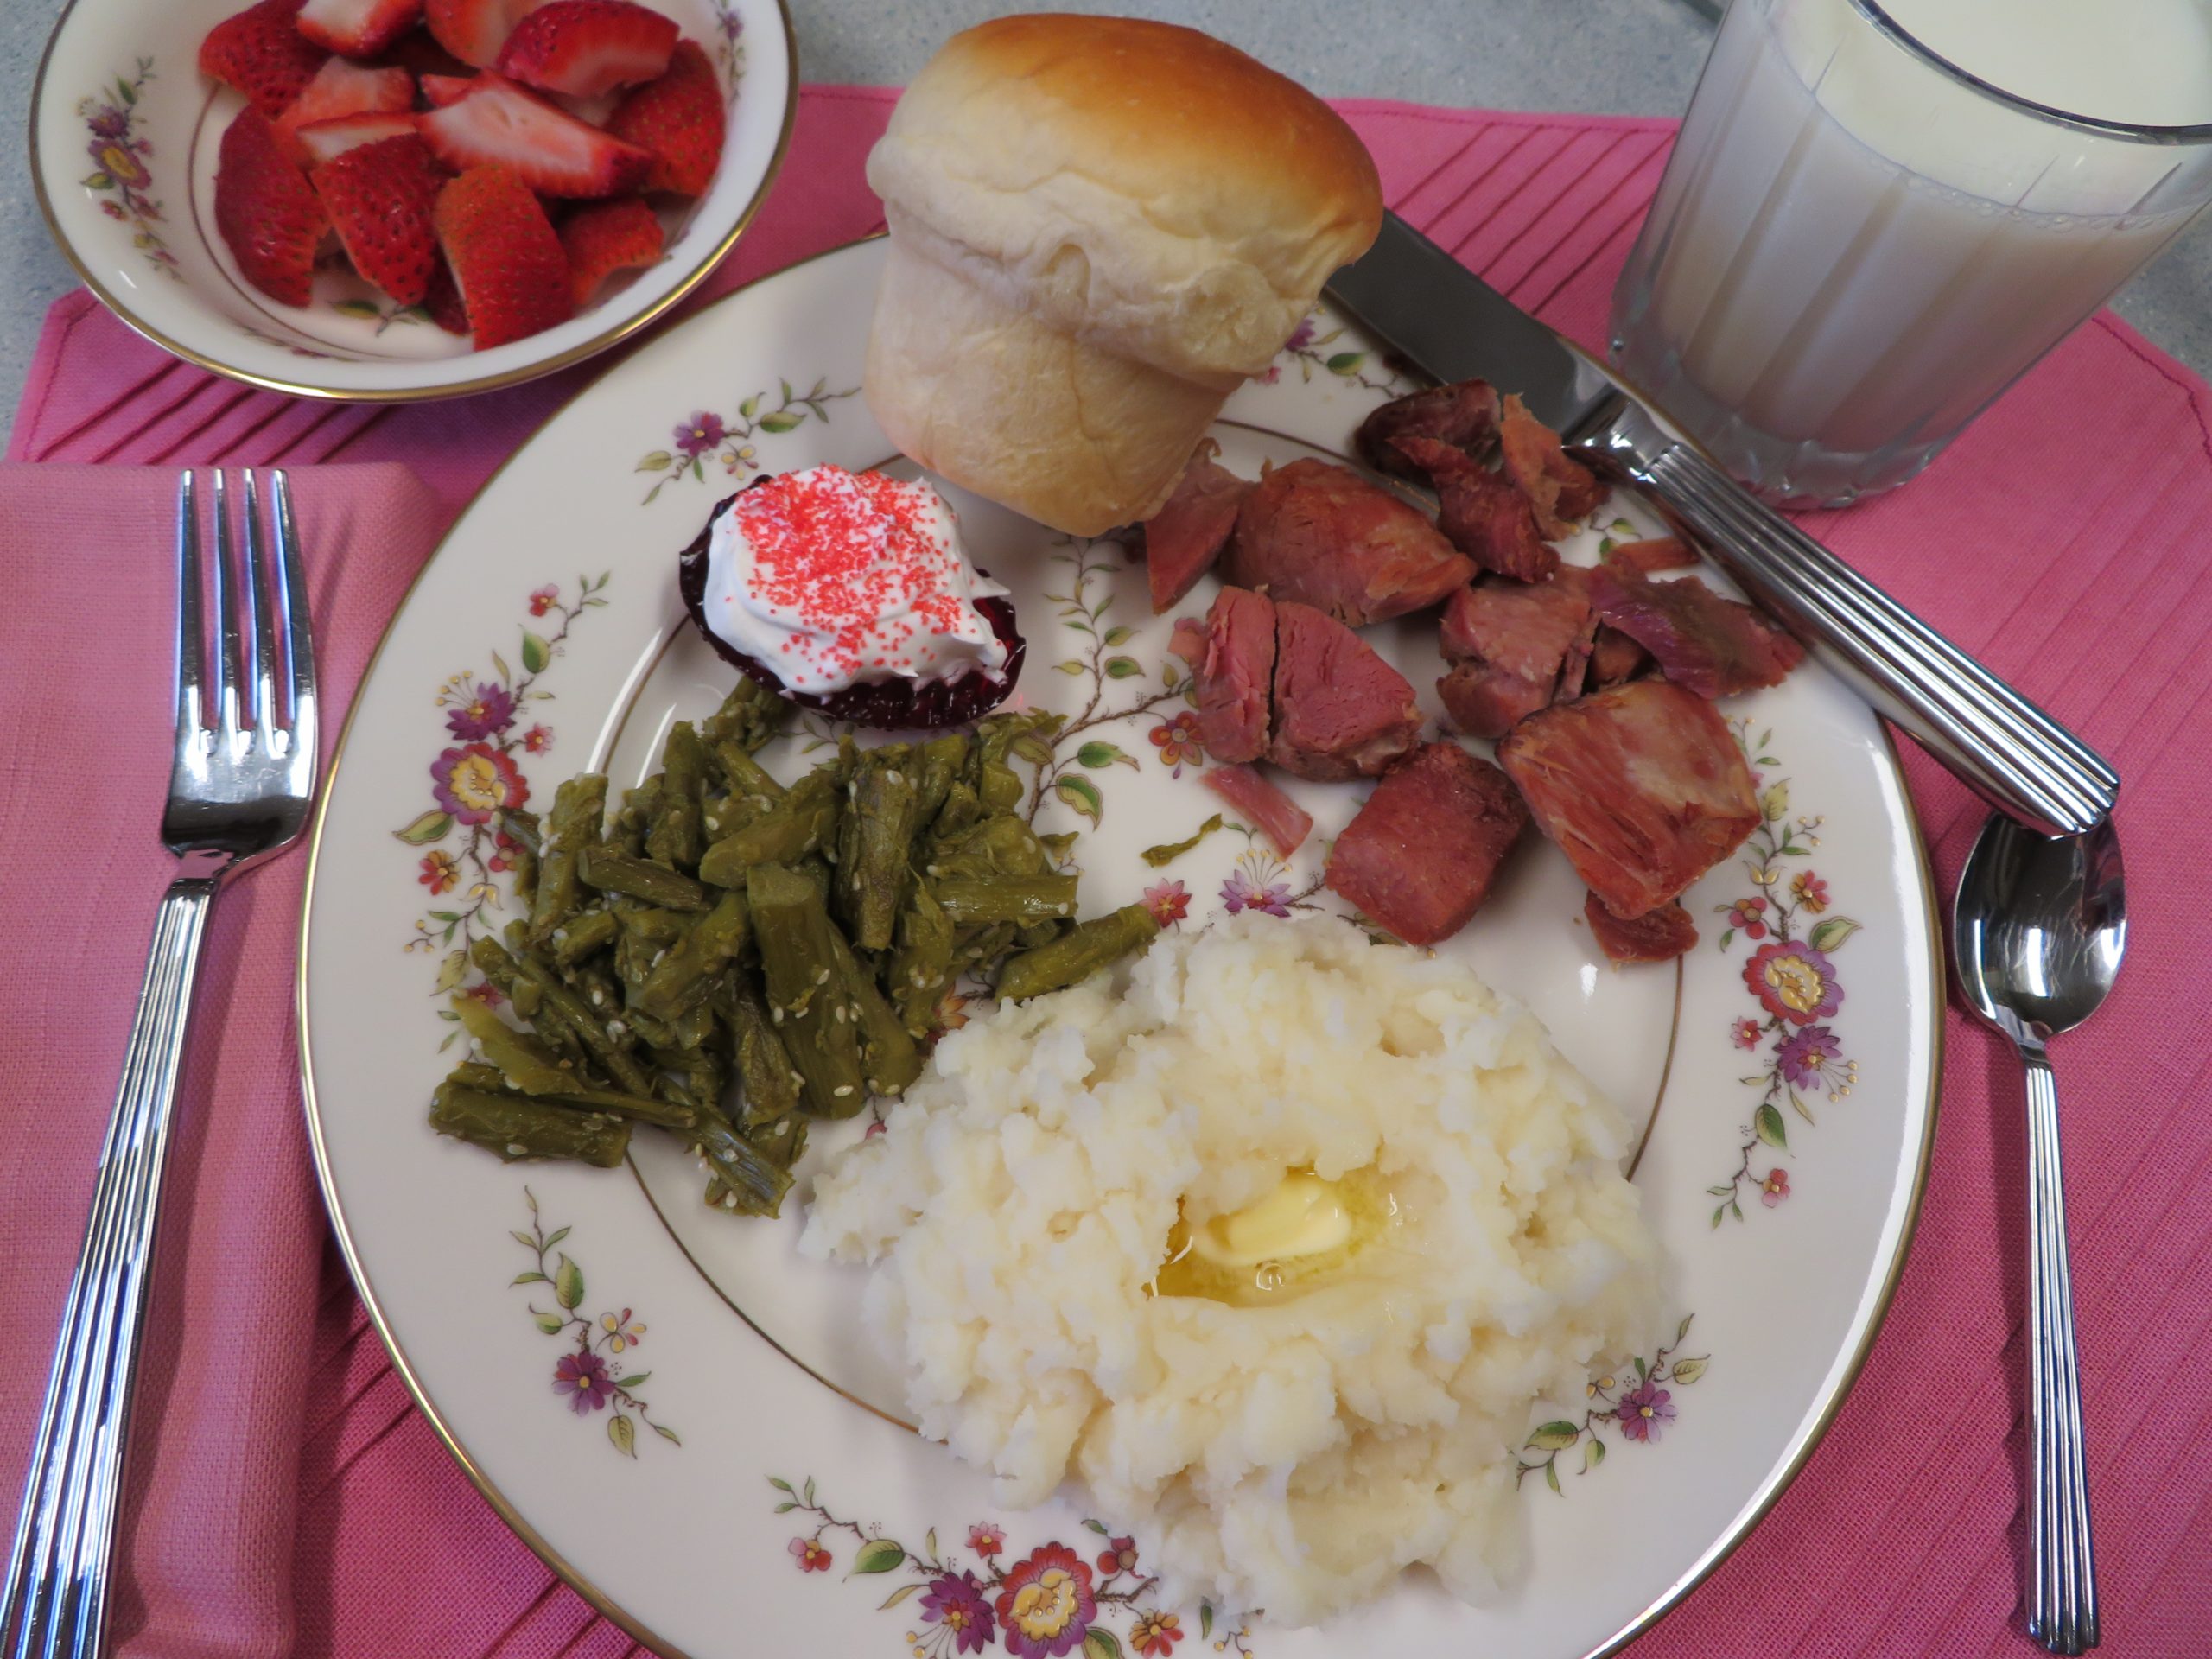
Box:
1848 0 2212 145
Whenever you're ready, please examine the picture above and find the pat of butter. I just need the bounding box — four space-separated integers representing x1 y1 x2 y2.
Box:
1187 1172 1352 1269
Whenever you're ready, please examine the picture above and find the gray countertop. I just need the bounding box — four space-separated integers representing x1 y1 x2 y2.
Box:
3 0 2208 448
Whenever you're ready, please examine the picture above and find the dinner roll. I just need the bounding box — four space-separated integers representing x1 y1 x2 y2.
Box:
864 14 1383 536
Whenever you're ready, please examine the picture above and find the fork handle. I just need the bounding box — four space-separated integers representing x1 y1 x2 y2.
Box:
2 875 218 1659
2021 1040 2099 1654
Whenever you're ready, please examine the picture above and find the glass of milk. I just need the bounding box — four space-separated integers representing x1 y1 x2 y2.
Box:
1610 0 2212 506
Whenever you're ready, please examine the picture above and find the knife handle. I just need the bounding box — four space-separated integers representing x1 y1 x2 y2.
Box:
1590 403 2117 837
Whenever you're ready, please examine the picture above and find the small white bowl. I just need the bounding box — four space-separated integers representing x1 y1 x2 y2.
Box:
29 0 794 402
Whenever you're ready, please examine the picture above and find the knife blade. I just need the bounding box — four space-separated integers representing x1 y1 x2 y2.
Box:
1323 212 2120 837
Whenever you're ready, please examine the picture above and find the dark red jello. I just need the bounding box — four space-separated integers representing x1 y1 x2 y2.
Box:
677 479 1026 731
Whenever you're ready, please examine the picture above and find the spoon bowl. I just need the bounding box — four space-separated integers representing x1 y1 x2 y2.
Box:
1954 817 2126 1039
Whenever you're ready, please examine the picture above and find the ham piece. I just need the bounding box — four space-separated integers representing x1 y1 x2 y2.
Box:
1170 588 1274 763
1589 626 1649 687
1224 457 1475 626
1435 575 1593 739
1325 741 1528 945
1389 435 1558 582
1498 393 1607 537
1268 600 1422 781
1497 680 1759 919
1173 587 1421 780
1586 565 1804 700
1202 763 1313 857
1605 537 1698 575
1354 378 1502 480
1585 893 1699 963
1143 446 1251 614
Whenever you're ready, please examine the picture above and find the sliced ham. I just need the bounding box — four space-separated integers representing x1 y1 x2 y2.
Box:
1170 587 1275 763
1390 435 1557 582
1325 741 1528 945
1605 537 1697 575
1440 661 1552 739
1586 565 1804 700
1143 445 1251 613
1435 575 1593 739
1499 393 1607 537
1355 378 1502 481
1589 625 1649 687
1497 680 1759 919
1203 763 1313 857
1269 600 1423 781
1225 457 1475 626
1586 893 1699 963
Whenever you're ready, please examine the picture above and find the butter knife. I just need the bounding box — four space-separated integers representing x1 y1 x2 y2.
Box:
1325 212 2119 838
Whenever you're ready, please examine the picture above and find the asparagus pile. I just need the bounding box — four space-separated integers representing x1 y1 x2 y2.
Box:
426 679 1160 1217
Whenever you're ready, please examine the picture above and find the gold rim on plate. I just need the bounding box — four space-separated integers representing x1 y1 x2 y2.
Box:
28 0 798 404
295 235 1948 1659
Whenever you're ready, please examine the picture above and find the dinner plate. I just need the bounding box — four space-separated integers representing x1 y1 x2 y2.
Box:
299 235 1942 1659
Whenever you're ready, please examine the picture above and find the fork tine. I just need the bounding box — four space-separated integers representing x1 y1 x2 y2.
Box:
268 471 318 759
209 471 246 751
240 471 281 742
173 473 204 744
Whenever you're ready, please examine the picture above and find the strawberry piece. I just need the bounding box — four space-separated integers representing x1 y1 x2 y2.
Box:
494 0 675 97
434 165 575 346
419 73 651 197
418 73 477 105
313 132 448 305
558 196 661 305
424 257 471 332
282 57 413 126
296 0 423 57
199 0 329 118
294 110 419 165
424 0 537 67
214 108 329 306
605 39 721 195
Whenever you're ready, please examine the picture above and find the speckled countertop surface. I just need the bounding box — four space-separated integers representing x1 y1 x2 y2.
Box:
3 0 2208 448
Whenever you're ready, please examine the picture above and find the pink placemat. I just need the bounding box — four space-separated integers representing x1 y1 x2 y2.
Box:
3 86 2209 1659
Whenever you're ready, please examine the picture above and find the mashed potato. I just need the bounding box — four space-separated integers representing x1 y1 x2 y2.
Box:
800 912 1660 1625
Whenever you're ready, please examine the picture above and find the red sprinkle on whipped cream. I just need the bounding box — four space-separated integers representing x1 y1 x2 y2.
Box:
699 466 1011 696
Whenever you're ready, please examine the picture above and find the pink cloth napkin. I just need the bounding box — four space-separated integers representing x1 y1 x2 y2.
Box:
3 86 2208 1659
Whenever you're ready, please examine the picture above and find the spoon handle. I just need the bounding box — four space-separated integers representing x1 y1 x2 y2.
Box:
2022 1042 2099 1654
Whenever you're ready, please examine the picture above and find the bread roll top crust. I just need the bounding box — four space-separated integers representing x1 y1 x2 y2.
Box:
867 13 1382 385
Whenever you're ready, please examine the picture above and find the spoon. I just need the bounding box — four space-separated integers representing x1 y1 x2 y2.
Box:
1953 813 2126 1656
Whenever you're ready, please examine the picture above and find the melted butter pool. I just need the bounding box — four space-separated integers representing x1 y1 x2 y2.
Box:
1153 1167 1402 1306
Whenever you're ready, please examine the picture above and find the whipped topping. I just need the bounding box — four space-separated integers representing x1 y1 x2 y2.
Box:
700 466 1010 696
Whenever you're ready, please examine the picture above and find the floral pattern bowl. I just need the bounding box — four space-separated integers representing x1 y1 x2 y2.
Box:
300 237 1943 1659
28 0 792 402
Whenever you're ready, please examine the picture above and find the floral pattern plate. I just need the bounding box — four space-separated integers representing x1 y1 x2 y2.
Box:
29 0 791 399
299 236 1942 1659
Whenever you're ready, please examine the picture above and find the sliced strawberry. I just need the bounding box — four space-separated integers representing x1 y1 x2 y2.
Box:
200 0 329 118
296 0 423 56
418 72 477 105
434 165 575 346
419 73 651 197
605 39 721 195
294 110 419 165
558 196 661 305
494 0 675 97
312 132 447 305
215 108 329 306
283 58 413 126
424 256 471 332
424 0 537 67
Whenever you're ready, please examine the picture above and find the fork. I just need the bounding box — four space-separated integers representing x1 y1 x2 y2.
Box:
0 470 318 1659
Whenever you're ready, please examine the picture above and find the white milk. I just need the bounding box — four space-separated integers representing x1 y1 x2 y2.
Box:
1611 0 2212 504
